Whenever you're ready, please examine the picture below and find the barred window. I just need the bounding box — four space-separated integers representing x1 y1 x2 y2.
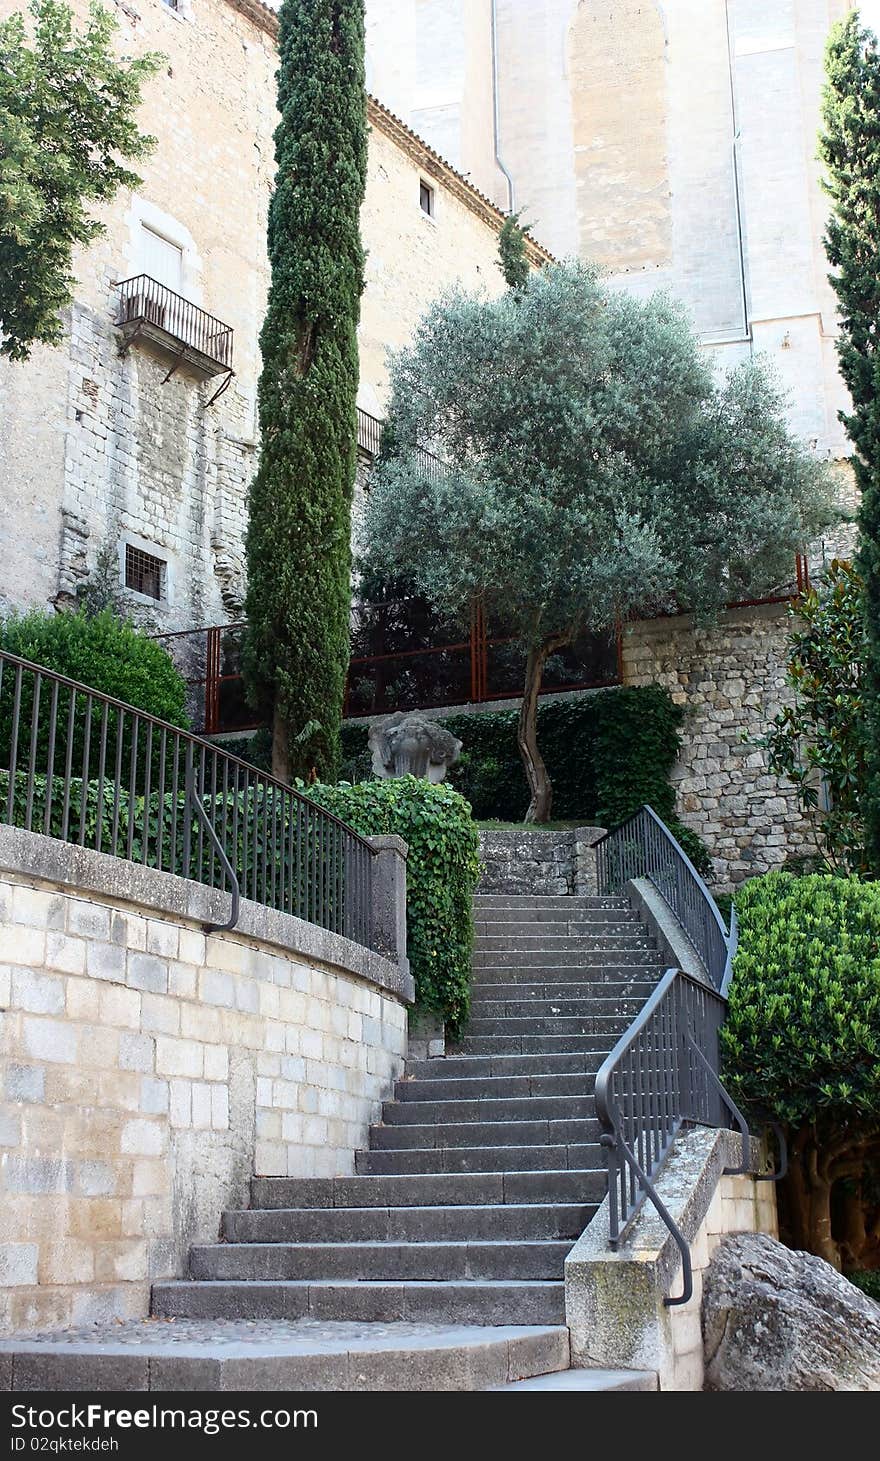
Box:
124 544 165 601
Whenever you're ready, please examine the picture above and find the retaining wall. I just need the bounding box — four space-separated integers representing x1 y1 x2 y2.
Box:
0 826 412 1335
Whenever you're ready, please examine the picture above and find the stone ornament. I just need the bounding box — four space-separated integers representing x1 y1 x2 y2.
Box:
368 712 462 783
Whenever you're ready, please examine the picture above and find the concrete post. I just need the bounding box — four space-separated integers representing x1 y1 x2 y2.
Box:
367 834 409 976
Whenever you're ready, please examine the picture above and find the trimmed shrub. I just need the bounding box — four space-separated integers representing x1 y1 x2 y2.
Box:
723 872 880 1270
0 609 189 726
306 776 480 1036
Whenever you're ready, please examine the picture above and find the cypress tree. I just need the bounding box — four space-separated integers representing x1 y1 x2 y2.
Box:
820 14 880 872
244 0 367 783
497 210 531 291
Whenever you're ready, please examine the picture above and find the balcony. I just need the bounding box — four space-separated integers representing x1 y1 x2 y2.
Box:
113 275 234 383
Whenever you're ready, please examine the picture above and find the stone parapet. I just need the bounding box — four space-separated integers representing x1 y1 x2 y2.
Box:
0 827 411 1335
477 827 605 897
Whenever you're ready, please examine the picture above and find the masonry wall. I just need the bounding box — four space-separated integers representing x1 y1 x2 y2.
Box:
0 832 409 1335
622 602 813 888
0 0 527 630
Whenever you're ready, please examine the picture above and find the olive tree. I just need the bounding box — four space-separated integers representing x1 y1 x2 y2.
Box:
363 264 836 821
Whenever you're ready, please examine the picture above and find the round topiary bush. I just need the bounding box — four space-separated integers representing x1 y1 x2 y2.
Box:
0 608 189 726
723 871 880 1272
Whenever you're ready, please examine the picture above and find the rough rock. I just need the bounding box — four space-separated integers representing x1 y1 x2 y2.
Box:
702 1232 880 1391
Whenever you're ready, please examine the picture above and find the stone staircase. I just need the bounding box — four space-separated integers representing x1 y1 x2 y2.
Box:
1 893 663 1392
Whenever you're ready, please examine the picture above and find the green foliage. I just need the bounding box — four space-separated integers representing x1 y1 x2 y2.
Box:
243 0 367 783
820 15 880 874
0 0 160 359
722 872 880 1126
338 686 714 875
849 1270 880 1301
0 608 189 727
497 210 531 291
306 776 480 1034
762 560 866 874
362 262 838 816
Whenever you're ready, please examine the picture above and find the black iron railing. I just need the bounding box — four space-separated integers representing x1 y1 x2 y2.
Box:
114 275 234 370
593 805 758 1305
595 804 729 991
0 650 376 949
595 968 750 1304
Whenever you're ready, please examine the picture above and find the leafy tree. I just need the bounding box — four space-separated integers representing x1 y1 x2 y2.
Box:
363 263 837 820
0 0 160 360
820 13 880 874
723 871 880 1271
497 209 531 290
762 560 867 874
244 0 367 784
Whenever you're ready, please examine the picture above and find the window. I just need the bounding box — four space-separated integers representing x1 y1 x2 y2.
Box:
419 180 435 217
140 225 183 292
162 0 180 9
125 544 166 601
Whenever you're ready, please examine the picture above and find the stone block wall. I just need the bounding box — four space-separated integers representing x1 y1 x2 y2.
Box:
477 827 604 896
565 1127 779 1392
0 830 410 1335
622 602 815 888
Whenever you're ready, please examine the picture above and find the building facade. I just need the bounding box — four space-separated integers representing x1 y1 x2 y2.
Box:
0 0 549 634
365 0 873 460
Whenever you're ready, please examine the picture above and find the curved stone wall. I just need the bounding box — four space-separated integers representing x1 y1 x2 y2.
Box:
0 826 411 1334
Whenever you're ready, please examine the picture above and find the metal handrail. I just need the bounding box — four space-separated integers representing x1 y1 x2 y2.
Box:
595 965 740 1305
0 649 377 949
593 805 747 1305
114 275 234 369
594 804 731 990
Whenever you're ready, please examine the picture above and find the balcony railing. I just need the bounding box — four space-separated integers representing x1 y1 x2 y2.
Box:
114 275 234 377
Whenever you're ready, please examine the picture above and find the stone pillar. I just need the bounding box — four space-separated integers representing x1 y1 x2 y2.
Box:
368 834 409 976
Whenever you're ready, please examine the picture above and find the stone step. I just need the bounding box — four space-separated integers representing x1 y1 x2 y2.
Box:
473 904 628 923
473 934 653 952
405 1051 606 1080
189 1240 572 1283
0 1320 572 1393
473 888 622 899
494 1367 659 1393
474 920 644 938
355 1142 602 1175
468 996 650 1020
395 1072 594 1101
462 1015 632 1037
381 1094 595 1125
152 1280 567 1326
470 965 661 986
451 1034 616 1056
473 949 662 968
251 1169 606 1210
222 1202 594 1244
468 978 656 1002
369 1117 600 1150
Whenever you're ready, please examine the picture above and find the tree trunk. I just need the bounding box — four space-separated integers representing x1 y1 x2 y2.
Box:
783 1126 842 1269
518 639 562 824
271 708 291 785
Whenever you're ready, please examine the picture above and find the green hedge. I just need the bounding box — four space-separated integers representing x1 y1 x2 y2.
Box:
339 686 712 875
306 776 480 1036
723 872 880 1126
0 609 189 728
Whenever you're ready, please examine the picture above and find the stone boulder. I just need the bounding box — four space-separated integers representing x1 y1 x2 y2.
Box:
703 1232 880 1391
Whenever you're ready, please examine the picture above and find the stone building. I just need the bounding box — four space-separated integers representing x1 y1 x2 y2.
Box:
365 0 878 460
0 0 551 633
